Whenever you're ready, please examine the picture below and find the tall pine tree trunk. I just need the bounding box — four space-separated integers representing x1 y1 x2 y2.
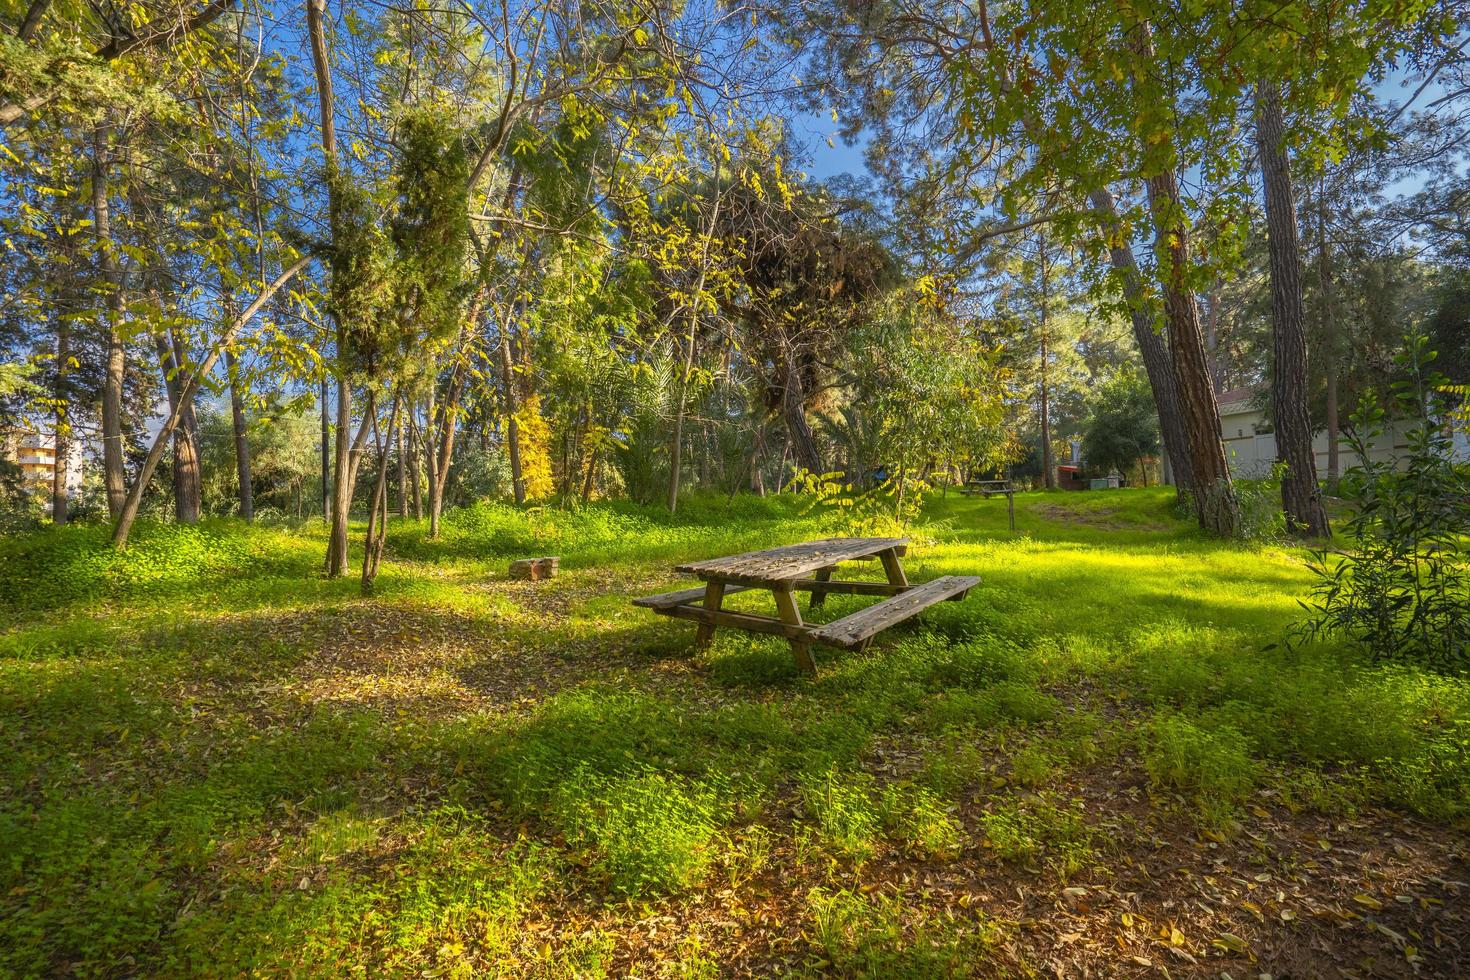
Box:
1255 79 1329 537
1143 168 1238 535
1085 186 1194 494
308 0 354 576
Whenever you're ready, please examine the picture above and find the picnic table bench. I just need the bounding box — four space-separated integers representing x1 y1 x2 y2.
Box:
632 537 980 674
961 478 1016 531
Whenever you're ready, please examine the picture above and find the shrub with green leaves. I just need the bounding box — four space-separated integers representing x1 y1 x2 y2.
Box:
1293 335 1470 672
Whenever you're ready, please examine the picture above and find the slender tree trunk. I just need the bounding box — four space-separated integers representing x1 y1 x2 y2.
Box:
498 323 526 504
423 388 441 531
1038 233 1054 489
1316 177 1341 488
429 316 475 535
308 0 355 575
52 312 70 524
153 329 201 524
225 344 253 521
92 123 127 519
396 415 408 517
1255 79 1329 538
408 412 424 519
320 373 330 520
361 390 401 595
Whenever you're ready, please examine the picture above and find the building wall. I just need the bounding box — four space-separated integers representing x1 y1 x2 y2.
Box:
1219 399 1455 480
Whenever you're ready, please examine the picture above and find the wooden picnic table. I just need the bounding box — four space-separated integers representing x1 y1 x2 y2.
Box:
632 537 980 675
961 478 1016 531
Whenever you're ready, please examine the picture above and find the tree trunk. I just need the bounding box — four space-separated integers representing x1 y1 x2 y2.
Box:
498 323 526 504
781 358 822 475
1085 186 1194 494
320 373 330 521
52 312 69 524
110 256 310 547
408 412 424 519
396 415 408 517
308 0 355 575
423 387 441 533
361 390 401 595
1143 169 1238 536
153 330 201 524
225 344 253 521
1204 280 1224 392
1316 177 1340 488
1255 79 1329 538
92 123 127 520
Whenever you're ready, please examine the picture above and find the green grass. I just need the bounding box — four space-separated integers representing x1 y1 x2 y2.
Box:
1 487 1467 975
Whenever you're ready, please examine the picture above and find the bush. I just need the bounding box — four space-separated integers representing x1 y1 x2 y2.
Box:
1293 336 1470 672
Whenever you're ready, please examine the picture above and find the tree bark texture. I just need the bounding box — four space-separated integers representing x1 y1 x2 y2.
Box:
92 123 127 519
1143 169 1239 536
1255 79 1329 537
1085 186 1194 494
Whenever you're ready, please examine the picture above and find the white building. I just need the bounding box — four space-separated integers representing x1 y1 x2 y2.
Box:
1216 387 1468 480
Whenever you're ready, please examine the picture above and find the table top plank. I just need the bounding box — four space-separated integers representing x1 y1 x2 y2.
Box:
674 536 908 584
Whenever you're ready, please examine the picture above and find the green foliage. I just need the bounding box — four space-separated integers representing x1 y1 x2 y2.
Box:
1141 713 1259 826
1294 336 1470 671
805 888 991 977
979 793 1094 879
555 767 725 897
1081 370 1159 479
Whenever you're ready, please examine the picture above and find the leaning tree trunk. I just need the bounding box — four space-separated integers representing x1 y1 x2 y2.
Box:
225 344 254 521
92 123 127 520
1085 186 1194 494
781 357 822 475
1256 79 1329 538
1144 169 1238 536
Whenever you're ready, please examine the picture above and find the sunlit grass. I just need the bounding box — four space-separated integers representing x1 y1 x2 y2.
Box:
1 487 1467 975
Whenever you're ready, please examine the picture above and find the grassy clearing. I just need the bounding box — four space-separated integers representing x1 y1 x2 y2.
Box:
2 488 1468 976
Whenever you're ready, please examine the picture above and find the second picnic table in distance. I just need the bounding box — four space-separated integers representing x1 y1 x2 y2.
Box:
632 537 980 674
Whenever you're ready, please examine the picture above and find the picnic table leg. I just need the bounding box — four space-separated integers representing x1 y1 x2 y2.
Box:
878 547 909 589
808 566 834 611
1008 491 1015 532
695 580 725 650
773 586 817 675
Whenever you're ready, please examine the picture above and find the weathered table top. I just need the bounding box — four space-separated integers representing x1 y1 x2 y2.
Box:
673 536 907 585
